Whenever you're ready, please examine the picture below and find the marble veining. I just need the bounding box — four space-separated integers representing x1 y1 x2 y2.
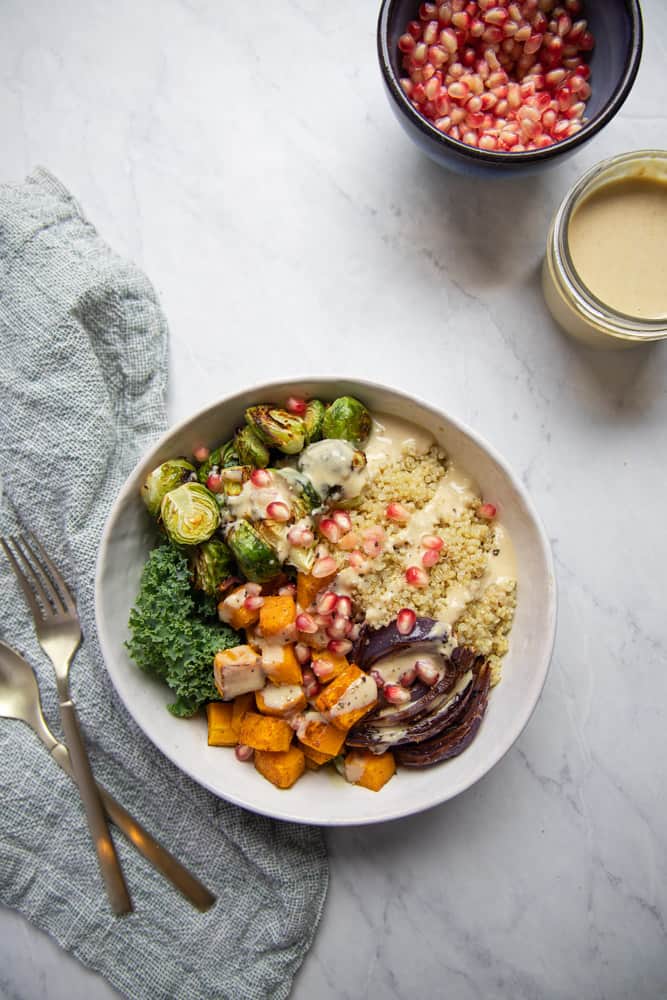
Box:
1 0 666 997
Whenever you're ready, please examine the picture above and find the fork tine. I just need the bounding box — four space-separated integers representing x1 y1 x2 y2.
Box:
25 532 77 614
10 535 60 615
0 537 48 623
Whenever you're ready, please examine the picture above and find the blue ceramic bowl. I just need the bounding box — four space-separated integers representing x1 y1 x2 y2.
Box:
377 0 643 175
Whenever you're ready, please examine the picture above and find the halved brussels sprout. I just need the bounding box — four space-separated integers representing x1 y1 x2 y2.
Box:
141 459 196 518
275 467 322 519
226 520 282 582
235 425 270 468
190 537 235 596
220 466 252 497
245 406 306 455
322 396 371 445
303 399 325 443
160 483 220 545
197 440 240 484
298 439 368 502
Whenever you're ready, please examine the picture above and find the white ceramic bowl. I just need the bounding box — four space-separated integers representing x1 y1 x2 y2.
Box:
96 378 556 826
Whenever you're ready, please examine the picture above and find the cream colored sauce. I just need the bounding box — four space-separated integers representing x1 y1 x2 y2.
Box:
344 755 366 783
364 413 434 473
328 673 377 720
227 476 293 522
367 669 473 753
298 439 368 501
260 683 303 711
402 463 479 558
568 175 667 320
373 647 443 686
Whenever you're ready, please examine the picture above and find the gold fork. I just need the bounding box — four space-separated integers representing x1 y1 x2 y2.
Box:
1 532 132 915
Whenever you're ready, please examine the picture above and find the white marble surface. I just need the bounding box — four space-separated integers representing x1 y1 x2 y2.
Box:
1 0 667 997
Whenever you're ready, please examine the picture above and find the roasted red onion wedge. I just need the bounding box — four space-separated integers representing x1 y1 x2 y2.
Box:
352 616 446 669
394 663 491 767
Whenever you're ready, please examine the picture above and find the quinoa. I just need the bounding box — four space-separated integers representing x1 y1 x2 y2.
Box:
338 444 517 685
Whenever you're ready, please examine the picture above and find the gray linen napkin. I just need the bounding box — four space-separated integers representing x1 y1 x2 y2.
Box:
0 169 328 1000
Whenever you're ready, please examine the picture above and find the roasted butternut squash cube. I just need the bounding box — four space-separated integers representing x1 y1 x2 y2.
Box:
259 642 303 686
218 586 261 631
297 570 336 610
255 683 307 717
259 595 296 638
297 716 346 757
314 664 378 732
206 702 236 747
304 756 321 771
299 742 335 766
238 712 293 752
344 749 396 792
213 645 265 701
231 692 255 737
254 746 305 789
311 649 350 684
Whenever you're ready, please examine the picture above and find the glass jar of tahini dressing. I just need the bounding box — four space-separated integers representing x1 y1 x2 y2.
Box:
543 150 667 348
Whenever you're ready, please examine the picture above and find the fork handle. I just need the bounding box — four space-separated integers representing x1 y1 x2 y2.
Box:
49 743 216 911
59 699 133 915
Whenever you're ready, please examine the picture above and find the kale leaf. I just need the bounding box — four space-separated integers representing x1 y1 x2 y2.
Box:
126 544 238 717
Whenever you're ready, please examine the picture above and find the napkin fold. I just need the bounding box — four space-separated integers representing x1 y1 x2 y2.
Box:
0 169 327 1000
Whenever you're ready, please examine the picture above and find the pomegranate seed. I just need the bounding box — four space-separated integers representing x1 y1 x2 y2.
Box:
524 32 543 54
424 20 440 44
279 584 297 598
370 669 385 690
319 518 342 544
327 617 349 640
303 670 320 699
285 395 307 415
348 550 365 570
348 623 361 642
243 595 264 611
438 2 453 22
440 27 458 52
312 658 335 681
335 595 352 618
478 502 497 518
267 501 290 522
408 19 423 38
386 502 411 523
419 1 438 17
406 566 429 587
416 660 440 686
250 468 272 487
362 527 385 557
399 664 418 687
422 548 441 568
193 445 210 463
206 472 224 493
567 101 585 119
312 556 338 579
451 10 469 29
413 41 428 63
316 591 338 615
245 582 262 596
328 639 353 656
338 531 360 551
422 535 445 552
429 44 448 67
331 510 352 533
235 745 254 762
399 32 417 52
479 134 498 150
557 13 571 36
296 612 318 634
294 642 311 664
384 684 411 706
396 608 417 635
484 7 508 25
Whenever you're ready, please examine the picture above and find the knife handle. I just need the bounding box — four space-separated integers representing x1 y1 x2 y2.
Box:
59 699 133 915
50 743 216 911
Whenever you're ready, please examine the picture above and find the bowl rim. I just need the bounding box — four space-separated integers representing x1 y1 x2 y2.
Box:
95 376 558 826
377 0 644 166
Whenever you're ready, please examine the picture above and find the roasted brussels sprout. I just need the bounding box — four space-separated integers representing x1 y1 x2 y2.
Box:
220 466 252 498
245 406 306 455
227 520 282 583
275 468 322 518
322 396 371 445
234 425 270 468
303 399 325 443
298 439 368 502
160 483 220 545
141 459 196 518
197 440 240 484
190 538 235 596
